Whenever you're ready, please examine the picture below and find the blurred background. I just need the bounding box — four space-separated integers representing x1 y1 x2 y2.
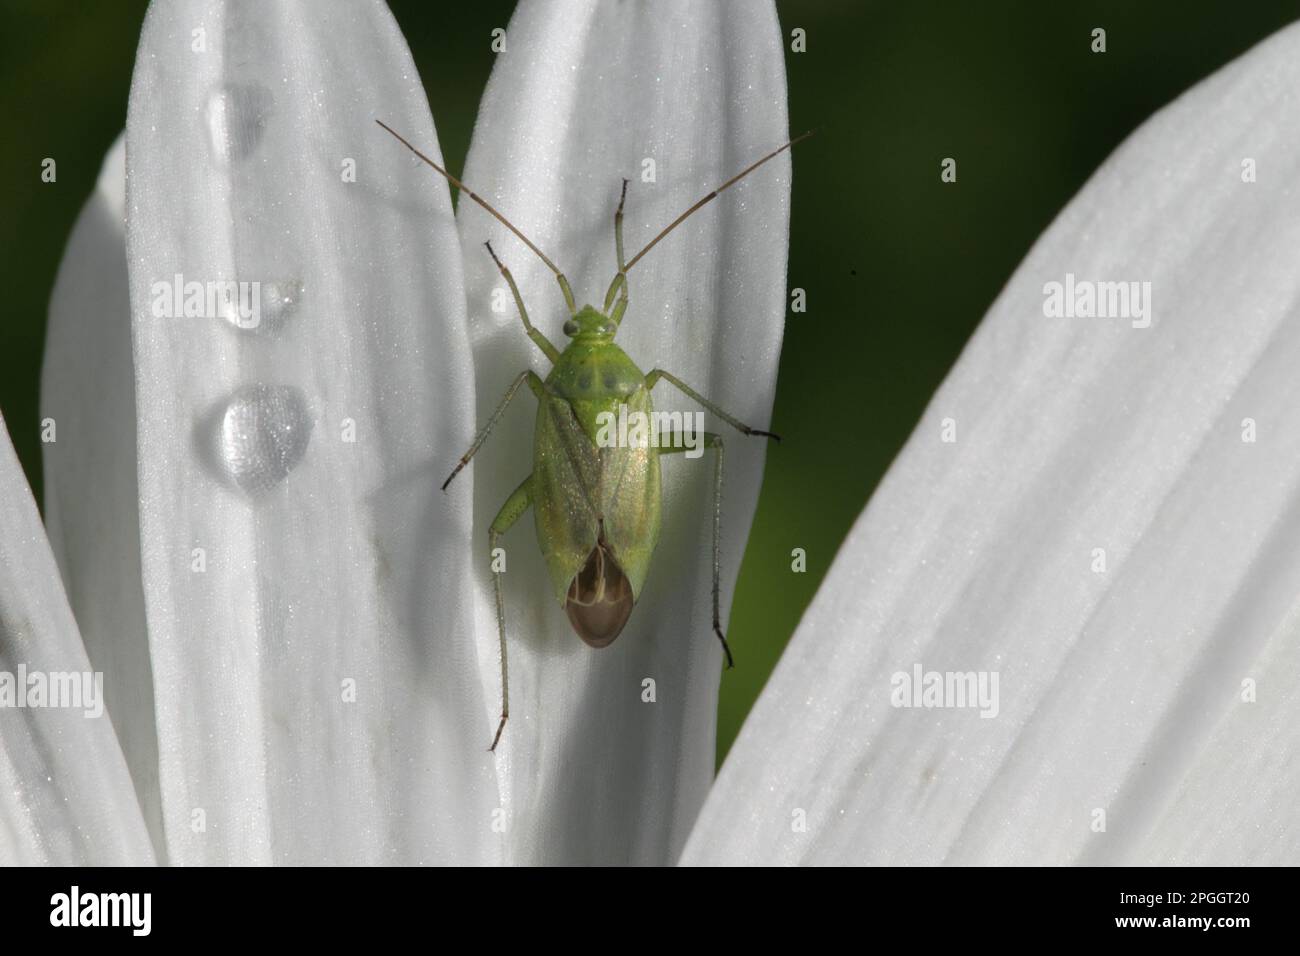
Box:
3 0 1298 764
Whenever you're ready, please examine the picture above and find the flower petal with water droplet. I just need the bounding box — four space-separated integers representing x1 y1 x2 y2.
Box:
125 0 496 864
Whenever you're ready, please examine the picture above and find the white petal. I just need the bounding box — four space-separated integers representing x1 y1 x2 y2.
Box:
125 0 496 864
683 21 1300 865
0 415 154 865
42 135 169 855
458 0 790 863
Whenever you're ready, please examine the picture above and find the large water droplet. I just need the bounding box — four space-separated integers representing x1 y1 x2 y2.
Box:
215 384 313 495
205 83 274 165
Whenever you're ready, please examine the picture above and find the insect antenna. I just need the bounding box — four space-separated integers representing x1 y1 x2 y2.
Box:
375 119 577 312
622 130 814 273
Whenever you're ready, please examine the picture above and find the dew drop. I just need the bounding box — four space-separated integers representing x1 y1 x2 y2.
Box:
259 279 302 330
218 277 302 334
215 384 313 495
205 83 274 165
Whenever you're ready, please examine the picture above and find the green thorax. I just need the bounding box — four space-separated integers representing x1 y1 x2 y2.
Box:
546 314 647 439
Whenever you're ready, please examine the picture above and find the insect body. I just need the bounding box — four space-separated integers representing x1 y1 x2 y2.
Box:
531 306 658 647
377 121 807 750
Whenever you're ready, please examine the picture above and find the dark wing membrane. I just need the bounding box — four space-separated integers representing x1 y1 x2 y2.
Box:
564 537 634 647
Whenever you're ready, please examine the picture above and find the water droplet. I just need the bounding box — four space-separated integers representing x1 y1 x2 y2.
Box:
259 279 302 329
215 384 313 495
218 277 302 334
205 83 274 165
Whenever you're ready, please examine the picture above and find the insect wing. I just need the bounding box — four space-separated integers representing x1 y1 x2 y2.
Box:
532 387 663 606
597 386 661 601
533 393 603 605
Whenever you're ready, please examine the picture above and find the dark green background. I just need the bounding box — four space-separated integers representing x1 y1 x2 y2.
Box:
3 1 1297 764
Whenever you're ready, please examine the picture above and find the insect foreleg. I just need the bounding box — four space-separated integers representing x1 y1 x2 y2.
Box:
488 476 534 751
609 285 628 327
484 241 563 362
645 370 781 442
614 177 629 272
602 179 630 315
659 431 732 668
442 370 546 491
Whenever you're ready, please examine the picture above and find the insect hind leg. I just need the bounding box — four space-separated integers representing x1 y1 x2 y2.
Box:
659 431 733 668
488 475 534 751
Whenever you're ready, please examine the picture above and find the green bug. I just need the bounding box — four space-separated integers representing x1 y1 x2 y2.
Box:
377 120 808 749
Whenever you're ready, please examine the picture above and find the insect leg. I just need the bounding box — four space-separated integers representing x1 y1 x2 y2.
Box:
609 285 629 326
615 177 629 271
442 370 546 491
488 476 534 751
659 432 732 667
484 242 563 362
602 179 631 316
645 370 781 441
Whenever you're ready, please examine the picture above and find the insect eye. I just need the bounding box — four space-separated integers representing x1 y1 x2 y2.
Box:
600 323 617 335
563 319 579 336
